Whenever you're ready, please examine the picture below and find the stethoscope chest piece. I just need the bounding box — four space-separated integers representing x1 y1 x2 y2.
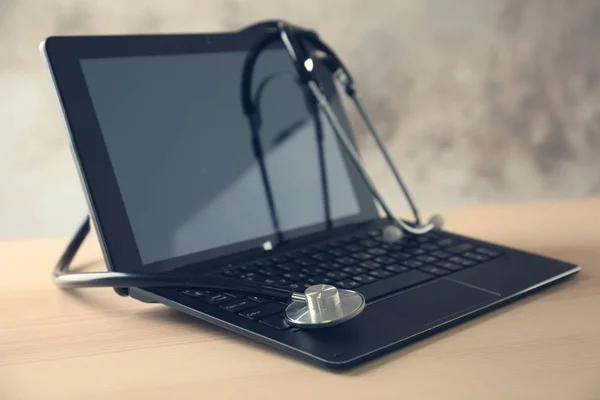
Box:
285 284 365 328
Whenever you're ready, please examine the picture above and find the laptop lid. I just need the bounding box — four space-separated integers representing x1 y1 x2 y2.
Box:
42 31 378 274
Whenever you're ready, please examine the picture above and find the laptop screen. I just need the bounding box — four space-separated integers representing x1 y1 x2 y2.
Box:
79 49 370 267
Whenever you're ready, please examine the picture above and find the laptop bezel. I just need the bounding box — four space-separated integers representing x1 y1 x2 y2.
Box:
41 31 379 274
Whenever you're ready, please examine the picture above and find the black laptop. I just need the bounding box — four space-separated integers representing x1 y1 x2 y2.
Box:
41 27 580 369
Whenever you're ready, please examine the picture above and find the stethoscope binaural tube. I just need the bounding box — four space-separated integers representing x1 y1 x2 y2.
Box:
240 20 445 242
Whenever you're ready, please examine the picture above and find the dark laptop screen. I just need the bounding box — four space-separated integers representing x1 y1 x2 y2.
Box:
79 49 368 266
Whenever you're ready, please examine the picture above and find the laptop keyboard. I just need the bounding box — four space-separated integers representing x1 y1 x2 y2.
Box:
179 229 503 331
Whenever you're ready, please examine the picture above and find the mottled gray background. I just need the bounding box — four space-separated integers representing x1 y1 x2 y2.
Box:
1 0 599 240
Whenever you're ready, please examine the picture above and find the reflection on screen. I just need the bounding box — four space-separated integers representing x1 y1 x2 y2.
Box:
80 50 362 265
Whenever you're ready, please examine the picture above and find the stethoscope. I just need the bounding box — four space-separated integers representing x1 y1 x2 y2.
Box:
53 20 444 329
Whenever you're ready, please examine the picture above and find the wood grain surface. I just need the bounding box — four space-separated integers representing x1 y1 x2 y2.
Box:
2 197 600 399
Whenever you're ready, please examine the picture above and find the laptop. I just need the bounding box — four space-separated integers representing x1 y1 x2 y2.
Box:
41 27 580 369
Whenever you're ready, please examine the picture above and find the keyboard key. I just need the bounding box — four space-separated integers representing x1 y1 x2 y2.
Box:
435 260 463 271
221 299 258 313
326 271 349 280
436 238 456 247
385 264 409 274
358 270 435 301
269 277 289 285
367 229 381 236
318 261 343 270
369 269 393 279
420 265 449 276
402 239 418 248
431 250 451 259
402 260 424 269
354 274 377 284
313 243 330 251
181 290 208 299
335 257 356 266
248 296 270 304
258 267 282 277
260 315 291 330
416 255 437 263
428 231 443 240
277 263 300 272
353 252 373 261
446 243 475 254
271 255 290 263
297 258 317 266
255 259 274 267
358 260 381 270
240 303 286 320
415 235 432 243
222 269 242 278
463 251 490 262
367 248 387 256
289 250 310 258
299 282 312 290
336 279 361 289
329 248 349 257
301 266 324 275
308 276 334 285
345 244 363 252
224 292 244 299
241 272 264 281
360 239 379 248
392 252 412 261
378 241 392 249
312 253 334 261
283 272 306 281
342 266 366 275
287 282 302 291
240 264 258 272
449 256 477 267
406 248 426 256
337 236 355 244
374 256 396 265
475 247 502 257
205 294 231 305
356 232 372 241
420 243 439 251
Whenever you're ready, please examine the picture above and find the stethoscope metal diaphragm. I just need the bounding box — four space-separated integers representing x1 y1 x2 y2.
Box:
284 284 366 328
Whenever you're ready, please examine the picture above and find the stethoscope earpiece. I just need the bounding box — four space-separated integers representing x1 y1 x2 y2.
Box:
428 214 445 230
381 213 444 243
382 225 404 243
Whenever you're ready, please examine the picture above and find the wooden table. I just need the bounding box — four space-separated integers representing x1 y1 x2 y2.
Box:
2 198 599 399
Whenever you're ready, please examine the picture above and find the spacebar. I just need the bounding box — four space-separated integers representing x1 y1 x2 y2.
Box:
358 270 435 302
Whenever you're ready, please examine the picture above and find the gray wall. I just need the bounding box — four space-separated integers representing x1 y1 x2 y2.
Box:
1 0 599 239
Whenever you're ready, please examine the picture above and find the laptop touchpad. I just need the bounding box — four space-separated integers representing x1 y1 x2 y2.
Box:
286 279 502 361
374 278 500 327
